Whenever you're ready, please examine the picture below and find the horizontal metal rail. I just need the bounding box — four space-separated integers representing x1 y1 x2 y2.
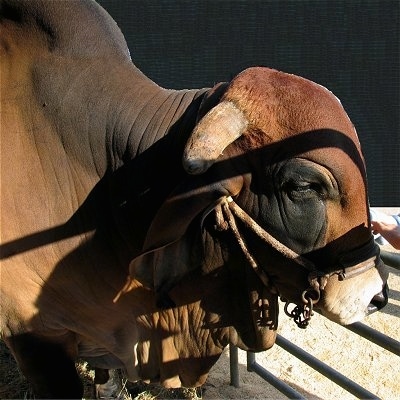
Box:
380 250 400 270
246 351 305 399
230 319 399 398
275 335 379 399
345 321 400 356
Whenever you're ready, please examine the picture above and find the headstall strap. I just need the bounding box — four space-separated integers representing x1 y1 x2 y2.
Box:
226 197 316 272
216 196 379 328
220 199 271 288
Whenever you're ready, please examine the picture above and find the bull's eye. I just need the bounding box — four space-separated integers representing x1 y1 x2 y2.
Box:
283 180 322 201
276 159 337 205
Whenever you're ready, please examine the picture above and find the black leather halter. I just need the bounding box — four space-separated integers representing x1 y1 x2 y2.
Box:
214 196 381 328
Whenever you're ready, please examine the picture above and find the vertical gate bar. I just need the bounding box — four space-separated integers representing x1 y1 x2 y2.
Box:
229 344 240 387
247 351 255 372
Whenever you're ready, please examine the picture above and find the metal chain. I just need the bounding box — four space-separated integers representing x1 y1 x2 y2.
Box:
283 295 315 329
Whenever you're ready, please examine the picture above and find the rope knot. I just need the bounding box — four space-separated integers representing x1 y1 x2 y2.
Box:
214 205 229 231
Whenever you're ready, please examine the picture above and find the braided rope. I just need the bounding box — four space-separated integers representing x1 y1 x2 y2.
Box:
226 197 316 271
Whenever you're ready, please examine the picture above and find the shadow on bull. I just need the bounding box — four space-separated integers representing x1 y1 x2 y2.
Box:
1 127 389 396
0 127 368 260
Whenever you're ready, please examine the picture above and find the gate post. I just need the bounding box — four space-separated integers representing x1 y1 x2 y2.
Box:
229 344 240 387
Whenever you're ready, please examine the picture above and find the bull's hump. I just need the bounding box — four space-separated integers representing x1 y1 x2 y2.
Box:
0 0 130 60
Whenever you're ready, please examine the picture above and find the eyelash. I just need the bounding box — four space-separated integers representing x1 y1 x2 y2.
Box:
283 181 323 200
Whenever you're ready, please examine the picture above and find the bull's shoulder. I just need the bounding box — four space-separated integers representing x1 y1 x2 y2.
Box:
0 0 130 60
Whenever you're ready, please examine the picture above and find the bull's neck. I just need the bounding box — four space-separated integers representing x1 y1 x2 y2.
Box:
120 84 208 166
101 76 209 257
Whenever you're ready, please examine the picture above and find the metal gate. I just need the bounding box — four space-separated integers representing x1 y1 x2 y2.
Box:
229 257 400 399
229 320 399 399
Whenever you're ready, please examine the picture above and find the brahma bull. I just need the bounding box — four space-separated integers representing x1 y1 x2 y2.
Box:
0 0 388 398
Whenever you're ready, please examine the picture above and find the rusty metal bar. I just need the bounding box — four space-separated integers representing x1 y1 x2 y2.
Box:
380 250 400 270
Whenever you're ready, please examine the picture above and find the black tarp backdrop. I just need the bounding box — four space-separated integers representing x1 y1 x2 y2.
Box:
97 0 399 206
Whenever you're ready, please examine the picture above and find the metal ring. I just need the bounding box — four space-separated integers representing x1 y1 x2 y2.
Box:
301 287 320 304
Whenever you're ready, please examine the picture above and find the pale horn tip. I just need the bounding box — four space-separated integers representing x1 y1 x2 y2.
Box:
182 156 212 175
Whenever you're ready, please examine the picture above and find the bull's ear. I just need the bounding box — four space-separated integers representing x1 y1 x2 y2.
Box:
141 171 242 252
129 222 201 308
129 172 242 307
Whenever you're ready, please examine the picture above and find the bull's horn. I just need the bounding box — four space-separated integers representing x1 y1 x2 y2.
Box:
183 101 248 174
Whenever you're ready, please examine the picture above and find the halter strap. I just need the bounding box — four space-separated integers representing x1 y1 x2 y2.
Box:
226 197 315 271
216 196 379 328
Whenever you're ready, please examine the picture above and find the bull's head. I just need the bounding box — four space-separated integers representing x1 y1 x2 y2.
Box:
131 67 388 331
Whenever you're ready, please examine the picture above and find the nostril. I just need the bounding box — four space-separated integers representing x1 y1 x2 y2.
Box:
367 283 389 315
372 291 387 304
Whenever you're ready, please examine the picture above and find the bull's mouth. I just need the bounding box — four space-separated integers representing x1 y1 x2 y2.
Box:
367 283 389 314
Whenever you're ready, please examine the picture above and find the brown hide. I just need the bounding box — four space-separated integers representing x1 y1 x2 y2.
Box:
0 0 387 398
0 0 275 395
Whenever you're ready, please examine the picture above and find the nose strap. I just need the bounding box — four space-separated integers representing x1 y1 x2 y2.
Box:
336 236 380 279
337 256 377 280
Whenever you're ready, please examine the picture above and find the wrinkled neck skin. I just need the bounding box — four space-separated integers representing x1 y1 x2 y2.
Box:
36 56 206 180
0 0 208 258
32 51 208 250
130 222 277 387
107 84 208 252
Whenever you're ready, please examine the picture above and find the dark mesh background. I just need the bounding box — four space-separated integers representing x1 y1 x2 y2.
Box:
98 0 399 206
